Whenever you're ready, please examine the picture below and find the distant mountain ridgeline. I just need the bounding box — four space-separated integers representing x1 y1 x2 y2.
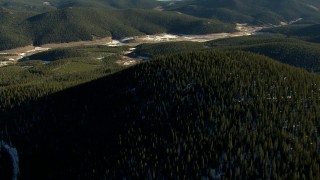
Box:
1 0 320 25
0 0 162 10
1 50 320 179
0 7 235 50
166 0 320 24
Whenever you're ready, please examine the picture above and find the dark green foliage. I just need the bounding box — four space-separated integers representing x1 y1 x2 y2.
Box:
206 34 297 47
27 45 129 62
0 50 319 179
0 30 31 50
206 35 320 72
27 49 88 62
134 41 206 58
241 43 320 73
0 9 34 50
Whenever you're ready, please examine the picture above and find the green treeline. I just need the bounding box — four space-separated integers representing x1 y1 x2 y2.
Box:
134 41 206 58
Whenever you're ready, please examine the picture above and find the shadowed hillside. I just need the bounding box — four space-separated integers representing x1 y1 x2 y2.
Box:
1 50 319 179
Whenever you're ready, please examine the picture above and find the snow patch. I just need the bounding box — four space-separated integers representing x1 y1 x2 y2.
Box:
105 40 122 47
43 1 52 6
26 47 50 53
43 61 51 64
306 4 319 11
140 34 178 42
137 56 150 60
289 18 303 24
123 60 137 66
120 37 134 43
0 61 10 67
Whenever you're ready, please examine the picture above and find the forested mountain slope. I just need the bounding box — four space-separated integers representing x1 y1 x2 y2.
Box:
1 0 320 25
0 9 34 50
0 7 234 50
166 0 320 24
1 50 320 179
262 23 320 43
206 35 320 72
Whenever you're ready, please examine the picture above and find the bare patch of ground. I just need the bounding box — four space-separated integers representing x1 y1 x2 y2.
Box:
0 61 12 67
0 45 35 54
127 24 267 44
0 46 50 62
116 47 141 66
116 56 141 66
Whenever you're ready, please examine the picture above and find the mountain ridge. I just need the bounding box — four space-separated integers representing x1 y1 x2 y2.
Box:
0 7 235 50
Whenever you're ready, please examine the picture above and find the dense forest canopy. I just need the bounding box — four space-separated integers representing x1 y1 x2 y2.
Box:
165 0 320 24
0 0 320 24
1 50 320 178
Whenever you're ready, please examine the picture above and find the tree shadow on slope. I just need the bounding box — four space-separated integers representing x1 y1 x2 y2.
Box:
0 68 139 179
